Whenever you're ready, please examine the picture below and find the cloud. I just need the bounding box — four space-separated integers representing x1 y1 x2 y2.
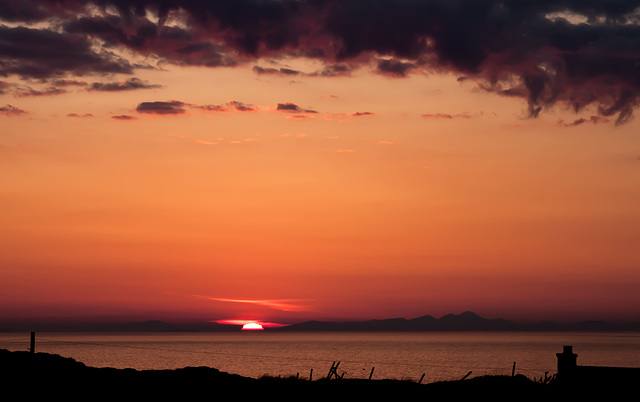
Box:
191 101 257 113
276 102 318 114
66 113 93 118
111 115 137 120
351 112 375 117
253 64 352 77
421 112 477 120
88 78 162 92
191 104 228 113
0 1 51 23
253 66 301 76
286 115 315 120
377 58 415 77
308 64 353 77
206 297 311 312
557 115 611 127
227 101 257 112
324 111 376 120
135 100 259 115
4 1 640 123
136 100 187 115
0 80 13 95
51 79 88 87
14 86 67 97
0 25 134 79
194 139 218 146
0 104 27 116
422 113 454 119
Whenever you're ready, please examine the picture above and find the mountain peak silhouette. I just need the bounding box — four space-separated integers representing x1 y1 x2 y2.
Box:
276 311 519 332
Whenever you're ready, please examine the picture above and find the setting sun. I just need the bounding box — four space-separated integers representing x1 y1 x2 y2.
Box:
242 323 264 331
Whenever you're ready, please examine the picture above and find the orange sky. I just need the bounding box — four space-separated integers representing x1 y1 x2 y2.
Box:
1 1 640 325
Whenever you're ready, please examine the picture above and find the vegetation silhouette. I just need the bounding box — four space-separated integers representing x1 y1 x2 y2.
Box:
1 347 634 401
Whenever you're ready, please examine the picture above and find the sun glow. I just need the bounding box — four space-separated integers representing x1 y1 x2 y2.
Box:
241 322 264 330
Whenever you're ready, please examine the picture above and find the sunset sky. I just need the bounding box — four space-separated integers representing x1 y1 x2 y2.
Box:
1 1 640 327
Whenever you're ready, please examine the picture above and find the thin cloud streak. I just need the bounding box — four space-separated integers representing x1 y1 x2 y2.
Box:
204 297 312 312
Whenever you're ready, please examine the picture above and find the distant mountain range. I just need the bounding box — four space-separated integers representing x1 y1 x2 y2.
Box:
0 320 242 333
269 311 640 332
2 311 639 332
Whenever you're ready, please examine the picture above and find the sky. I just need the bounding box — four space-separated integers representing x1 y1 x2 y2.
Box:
1 0 640 327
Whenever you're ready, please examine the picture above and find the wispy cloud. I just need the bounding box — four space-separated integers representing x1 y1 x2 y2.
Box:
325 111 376 121
194 139 218 146
67 113 93 118
0 104 27 116
88 77 162 92
14 86 66 97
203 297 312 312
351 112 375 117
421 112 477 120
557 115 610 127
227 100 257 112
135 99 260 116
111 114 137 121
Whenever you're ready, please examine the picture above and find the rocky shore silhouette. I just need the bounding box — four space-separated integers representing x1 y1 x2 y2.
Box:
1 348 630 401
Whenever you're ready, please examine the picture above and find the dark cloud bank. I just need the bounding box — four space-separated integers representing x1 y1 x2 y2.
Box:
1 0 640 124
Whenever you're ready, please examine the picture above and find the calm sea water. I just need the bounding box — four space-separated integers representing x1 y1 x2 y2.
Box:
1 332 638 383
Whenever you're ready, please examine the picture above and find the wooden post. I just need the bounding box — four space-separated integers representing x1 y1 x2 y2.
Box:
327 361 341 379
327 361 336 379
30 332 35 354
296 372 299 380
368 367 375 380
419 373 425 384
327 362 334 379
309 369 313 381
512 362 516 376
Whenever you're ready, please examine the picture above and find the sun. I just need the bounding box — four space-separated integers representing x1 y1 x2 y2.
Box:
241 322 264 331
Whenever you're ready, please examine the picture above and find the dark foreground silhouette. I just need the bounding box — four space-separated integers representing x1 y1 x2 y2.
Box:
0 349 630 401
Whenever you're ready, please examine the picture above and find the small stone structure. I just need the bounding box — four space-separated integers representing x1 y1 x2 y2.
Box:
556 345 639 387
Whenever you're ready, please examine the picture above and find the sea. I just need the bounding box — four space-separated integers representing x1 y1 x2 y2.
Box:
1 332 638 383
